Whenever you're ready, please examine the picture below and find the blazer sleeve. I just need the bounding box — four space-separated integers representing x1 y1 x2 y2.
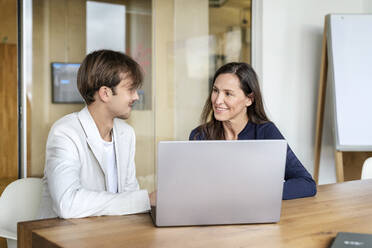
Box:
44 126 150 219
263 123 317 200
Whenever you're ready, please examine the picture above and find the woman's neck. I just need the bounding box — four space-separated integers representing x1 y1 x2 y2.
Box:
222 116 248 140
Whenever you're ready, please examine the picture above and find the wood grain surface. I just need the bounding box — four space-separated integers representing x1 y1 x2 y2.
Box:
18 179 372 248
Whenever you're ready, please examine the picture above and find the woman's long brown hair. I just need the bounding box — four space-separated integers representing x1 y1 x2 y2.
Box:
194 62 270 140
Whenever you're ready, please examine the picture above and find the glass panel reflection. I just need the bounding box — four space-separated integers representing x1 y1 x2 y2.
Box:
24 0 251 195
28 0 154 193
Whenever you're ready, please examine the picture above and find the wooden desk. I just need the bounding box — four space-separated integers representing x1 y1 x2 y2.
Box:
18 179 372 248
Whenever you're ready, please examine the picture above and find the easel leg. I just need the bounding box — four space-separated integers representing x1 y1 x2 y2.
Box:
335 151 344 182
314 18 328 184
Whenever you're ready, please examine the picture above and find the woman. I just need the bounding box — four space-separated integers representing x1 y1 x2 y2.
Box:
190 62 316 200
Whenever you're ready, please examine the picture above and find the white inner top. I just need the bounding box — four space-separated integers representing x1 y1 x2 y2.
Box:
102 134 118 193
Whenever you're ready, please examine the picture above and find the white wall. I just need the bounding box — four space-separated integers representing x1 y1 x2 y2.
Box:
256 0 369 184
364 0 372 11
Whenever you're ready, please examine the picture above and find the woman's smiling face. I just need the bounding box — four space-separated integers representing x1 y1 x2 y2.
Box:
211 73 252 123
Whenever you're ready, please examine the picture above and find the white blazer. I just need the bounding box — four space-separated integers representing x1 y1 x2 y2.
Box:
38 107 150 219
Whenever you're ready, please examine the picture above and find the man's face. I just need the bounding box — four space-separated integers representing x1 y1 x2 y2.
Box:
107 74 139 120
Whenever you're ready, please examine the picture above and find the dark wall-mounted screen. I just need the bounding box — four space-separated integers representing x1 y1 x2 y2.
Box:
51 62 84 103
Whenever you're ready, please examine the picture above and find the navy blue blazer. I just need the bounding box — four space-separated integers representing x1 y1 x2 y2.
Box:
189 121 317 200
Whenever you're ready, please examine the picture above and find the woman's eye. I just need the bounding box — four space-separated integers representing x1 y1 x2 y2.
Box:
212 88 218 93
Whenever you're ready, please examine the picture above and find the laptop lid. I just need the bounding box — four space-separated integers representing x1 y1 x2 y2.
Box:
154 140 287 227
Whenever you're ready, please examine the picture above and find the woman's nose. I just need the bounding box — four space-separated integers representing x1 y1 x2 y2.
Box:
215 93 224 104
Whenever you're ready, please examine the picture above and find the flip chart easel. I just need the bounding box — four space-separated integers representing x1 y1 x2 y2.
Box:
313 15 372 184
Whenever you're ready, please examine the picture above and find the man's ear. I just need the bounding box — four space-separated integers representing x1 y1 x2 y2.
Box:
97 86 111 103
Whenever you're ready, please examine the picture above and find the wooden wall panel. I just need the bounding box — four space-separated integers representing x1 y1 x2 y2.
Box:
0 0 17 44
0 43 18 179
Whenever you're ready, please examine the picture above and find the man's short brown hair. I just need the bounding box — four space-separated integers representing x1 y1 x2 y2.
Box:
77 49 143 105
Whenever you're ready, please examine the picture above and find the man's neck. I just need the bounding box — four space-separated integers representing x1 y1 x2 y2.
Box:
87 104 114 142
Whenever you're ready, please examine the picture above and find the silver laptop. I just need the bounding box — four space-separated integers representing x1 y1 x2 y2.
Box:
151 140 287 227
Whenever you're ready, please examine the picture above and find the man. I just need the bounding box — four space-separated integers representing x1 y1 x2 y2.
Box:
38 50 150 219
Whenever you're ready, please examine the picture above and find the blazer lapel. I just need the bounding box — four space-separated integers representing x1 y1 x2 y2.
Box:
113 118 130 192
77 107 106 175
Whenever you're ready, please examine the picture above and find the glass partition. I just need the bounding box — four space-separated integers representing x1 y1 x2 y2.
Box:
25 0 155 191
153 0 251 189
22 0 251 193
154 0 251 138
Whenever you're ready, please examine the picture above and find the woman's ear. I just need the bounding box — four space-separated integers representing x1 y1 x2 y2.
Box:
246 93 254 107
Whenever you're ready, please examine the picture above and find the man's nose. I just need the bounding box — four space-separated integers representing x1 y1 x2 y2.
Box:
133 90 139 101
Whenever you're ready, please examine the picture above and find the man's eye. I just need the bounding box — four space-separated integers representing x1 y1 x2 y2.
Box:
212 88 218 93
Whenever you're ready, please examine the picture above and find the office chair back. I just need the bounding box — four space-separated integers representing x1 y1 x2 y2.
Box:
361 157 372 180
0 178 42 248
